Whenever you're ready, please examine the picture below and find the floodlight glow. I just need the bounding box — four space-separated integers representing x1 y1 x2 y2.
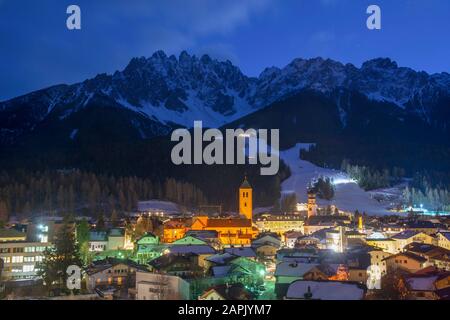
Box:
332 178 357 185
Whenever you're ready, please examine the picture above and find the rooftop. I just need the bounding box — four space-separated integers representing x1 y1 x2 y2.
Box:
206 218 252 228
224 247 256 258
383 251 428 263
274 262 318 277
0 228 26 239
286 280 365 300
168 244 216 255
391 230 420 240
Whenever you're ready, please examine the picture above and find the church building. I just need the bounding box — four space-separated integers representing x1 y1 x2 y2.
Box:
190 177 257 246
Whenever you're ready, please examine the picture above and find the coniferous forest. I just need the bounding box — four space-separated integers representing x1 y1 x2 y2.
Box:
0 170 207 221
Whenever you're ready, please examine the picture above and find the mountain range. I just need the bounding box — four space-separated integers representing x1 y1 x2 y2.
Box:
1 50 450 209
1 50 449 148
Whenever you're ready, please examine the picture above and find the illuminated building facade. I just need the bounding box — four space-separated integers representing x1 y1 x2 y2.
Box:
307 190 317 219
190 177 257 246
163 220 188 243
326 227 347 253
0 241 50 280
239 177 253 220
0 228 26 242
255 214 304 235
191 216 255 246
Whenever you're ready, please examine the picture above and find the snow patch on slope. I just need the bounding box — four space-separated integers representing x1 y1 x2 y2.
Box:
280 143 392 215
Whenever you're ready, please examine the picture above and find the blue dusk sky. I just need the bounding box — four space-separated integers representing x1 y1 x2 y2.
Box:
0 0 449 101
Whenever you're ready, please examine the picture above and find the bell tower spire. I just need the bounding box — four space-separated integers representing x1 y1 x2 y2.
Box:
239 176 253 220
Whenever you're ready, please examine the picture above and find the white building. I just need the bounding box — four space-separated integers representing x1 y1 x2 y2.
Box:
88 231 108 252
135 271 191 300
284 231 302 248
326 227 347 253
85 258 147 292
0 241 50 280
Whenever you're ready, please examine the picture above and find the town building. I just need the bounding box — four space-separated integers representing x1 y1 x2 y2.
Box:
405 220 441 236
0 228 27 242
88 231 108 252
252 233 281 248
284 280 366 300
136 200 181 218
0 241 50 280
135 233 167 264
405 242 450 271
163 219 189 243
255 214 304 235
307 190 317 219
85 258 148 292
437 231 450 251
391 230 435 253
107 228 126 250
302 215 352 235
384 252 429 273
135 270 191 300
190 178 257 246
296 235 321 248
284 231 303 249
199 283 253 300
398 270 450 300
325 227 347 253
368 249 392 275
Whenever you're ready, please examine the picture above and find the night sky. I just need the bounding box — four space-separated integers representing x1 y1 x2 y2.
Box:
1 0 449 101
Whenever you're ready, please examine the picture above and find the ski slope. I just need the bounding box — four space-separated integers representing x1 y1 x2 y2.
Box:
280 143 393 215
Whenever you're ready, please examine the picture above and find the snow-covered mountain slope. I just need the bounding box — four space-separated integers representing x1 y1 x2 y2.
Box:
1 51 449 145
280 143 393 215
254 57 450 113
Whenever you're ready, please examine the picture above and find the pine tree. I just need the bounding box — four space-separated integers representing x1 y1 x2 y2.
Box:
0 200 9 223
38 215 81 292
111 209 119 227
96 211 105 231
76 219 91 265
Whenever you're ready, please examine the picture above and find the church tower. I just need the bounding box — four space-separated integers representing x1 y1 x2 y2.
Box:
307 190 317 219
358 215 364 232
239 177 253 221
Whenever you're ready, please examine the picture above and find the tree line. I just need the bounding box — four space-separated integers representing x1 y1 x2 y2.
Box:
0 170 207 221
340 160 405 191
403 173 450 212
310 176 335 200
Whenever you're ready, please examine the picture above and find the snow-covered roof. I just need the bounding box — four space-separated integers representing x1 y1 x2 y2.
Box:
137 200 180 213
224 247 256 258
89 231 108 242
406 276 439 291
284 231 303 239
206 252 237 265
286 280 365 300
274 262 318 277
168 245 216 255
392 230 419 240
438 231 450 241
211 265 232 277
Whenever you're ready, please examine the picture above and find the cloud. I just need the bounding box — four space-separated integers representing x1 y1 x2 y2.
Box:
0 0 274 100
97 0 272 37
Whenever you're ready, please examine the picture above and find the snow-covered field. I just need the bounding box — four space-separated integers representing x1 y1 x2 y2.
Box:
280 143 394 215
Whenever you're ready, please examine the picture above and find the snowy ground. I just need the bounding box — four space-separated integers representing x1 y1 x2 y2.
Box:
280 143 395 216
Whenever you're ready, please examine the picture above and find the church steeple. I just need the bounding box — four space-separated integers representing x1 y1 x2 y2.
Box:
239 176 253 221
240 175 251 189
